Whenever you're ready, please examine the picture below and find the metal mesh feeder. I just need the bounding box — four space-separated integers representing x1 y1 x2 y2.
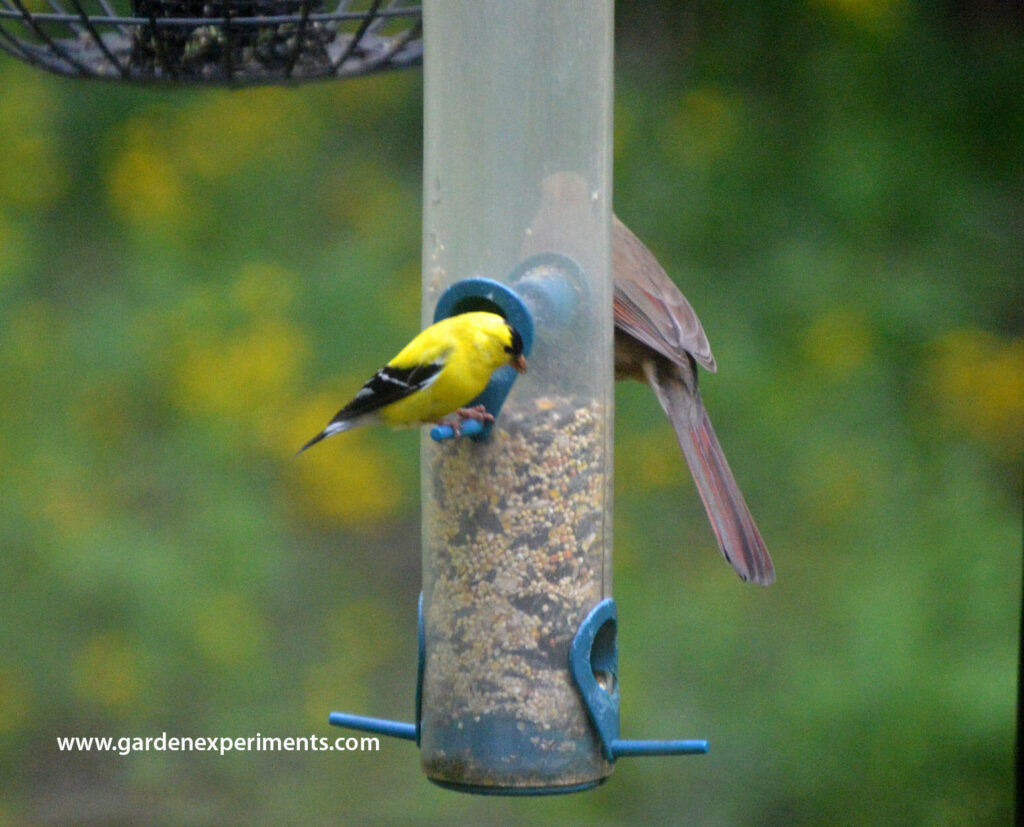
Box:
0 0 421 84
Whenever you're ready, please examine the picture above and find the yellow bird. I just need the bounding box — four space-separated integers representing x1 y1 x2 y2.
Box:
300 311 526 452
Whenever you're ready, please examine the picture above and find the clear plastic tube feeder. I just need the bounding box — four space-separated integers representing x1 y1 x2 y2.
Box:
416 1 615 794
329 0 708 795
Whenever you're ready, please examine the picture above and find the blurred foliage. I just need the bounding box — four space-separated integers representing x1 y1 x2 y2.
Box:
1 1 1020 824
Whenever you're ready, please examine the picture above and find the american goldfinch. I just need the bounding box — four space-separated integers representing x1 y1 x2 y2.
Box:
613 215 775 585
300 311 527 452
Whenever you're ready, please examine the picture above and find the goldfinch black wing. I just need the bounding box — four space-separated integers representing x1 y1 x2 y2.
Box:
299 357 446 452
341 359 446 419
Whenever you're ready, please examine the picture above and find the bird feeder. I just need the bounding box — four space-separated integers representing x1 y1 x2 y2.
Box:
332 1 707 795
2 0 709 797
0 0 421 84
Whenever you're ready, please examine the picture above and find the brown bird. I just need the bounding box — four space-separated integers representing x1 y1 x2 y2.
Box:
613 215 775 585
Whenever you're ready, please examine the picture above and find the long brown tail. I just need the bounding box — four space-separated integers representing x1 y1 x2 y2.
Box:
643 357 775 585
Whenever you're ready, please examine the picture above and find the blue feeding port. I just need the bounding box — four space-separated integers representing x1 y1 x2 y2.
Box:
429 256 588 443
429 276 534 443
568 599 709 762
509 253 588 332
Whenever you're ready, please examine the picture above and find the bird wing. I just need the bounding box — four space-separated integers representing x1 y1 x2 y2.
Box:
297 351 449 453
613 215 717 373
335 358 447 421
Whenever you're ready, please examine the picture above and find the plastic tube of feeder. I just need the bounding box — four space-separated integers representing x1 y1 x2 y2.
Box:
420 0 615 794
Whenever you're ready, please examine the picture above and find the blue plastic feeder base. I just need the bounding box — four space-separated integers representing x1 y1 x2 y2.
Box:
420 710 610 794
428 777 606 796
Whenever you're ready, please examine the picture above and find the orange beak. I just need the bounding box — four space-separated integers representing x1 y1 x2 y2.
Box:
512 355 527 374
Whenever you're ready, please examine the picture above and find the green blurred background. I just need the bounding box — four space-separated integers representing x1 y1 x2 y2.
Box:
1 1 1020 823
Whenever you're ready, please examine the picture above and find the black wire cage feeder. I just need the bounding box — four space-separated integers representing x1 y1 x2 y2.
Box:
0 0 421 84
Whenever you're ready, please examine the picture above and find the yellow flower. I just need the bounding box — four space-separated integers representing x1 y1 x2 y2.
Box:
814 0 907 33
799 443 876 526
660 86 742 169
175 89 312 179
288 394 405 531
231 262 298 316
0 215 28 289
802 309 874 377
171 319 308 424
2 134 66 212
106 119 188 231
72 632 144 710
617 432 685 489
926 328 1024 458
0 71 66 210
194 592 264 667
0 667 32 735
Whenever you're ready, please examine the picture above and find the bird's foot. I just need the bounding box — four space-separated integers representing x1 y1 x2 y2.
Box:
434 406 494 438
454 405 495 424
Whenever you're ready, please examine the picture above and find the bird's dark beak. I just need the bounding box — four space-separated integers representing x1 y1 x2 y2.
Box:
512 355 527 374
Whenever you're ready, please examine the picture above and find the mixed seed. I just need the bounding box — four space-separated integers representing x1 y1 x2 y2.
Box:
420 394 611 787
